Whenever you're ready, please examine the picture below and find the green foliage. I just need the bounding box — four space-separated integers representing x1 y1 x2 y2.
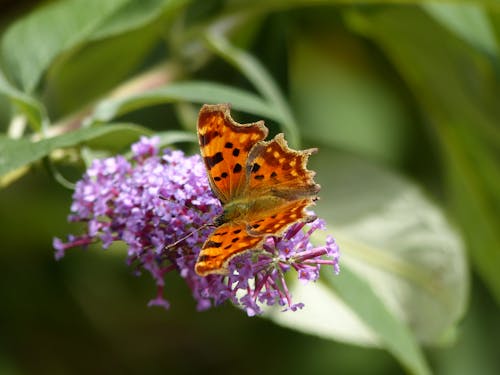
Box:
0 124 150 179
91 81 278 124
346 5 500 304
1 0 499 374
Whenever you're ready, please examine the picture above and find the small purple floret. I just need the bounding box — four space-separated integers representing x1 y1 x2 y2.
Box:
54 137 340 315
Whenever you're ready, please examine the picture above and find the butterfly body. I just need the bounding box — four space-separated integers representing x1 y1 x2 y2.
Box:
195 104 320 276
219 195 283 222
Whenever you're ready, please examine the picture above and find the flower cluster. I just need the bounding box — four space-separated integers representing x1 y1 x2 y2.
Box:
54 137 339 315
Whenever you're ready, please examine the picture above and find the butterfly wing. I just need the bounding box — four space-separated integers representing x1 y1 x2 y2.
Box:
198 104 268 204
245 133 320 200
245 198 316 237
195 222 265 276
195 199 316 276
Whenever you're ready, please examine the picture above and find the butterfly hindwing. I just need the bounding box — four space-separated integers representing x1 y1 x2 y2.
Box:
196 198 316 276
195 222 265 276
198 104 268 204
245 198 315 237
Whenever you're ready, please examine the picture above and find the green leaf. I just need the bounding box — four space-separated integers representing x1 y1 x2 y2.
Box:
156 130 197 147
0 0 183 93
322 149 466 342
346 7 500 304
121 130 197 159
91 81 278 123
0 123 150 178
289 33 413 165
0 70 46 131
432 282 500 375
44 24 160 117
423 3 498 55
271 268 431 375
328 267 431 375
269 147 466 374
205 33 300 147
89 0 187 40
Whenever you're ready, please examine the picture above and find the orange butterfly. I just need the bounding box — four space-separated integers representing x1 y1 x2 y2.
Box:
195 104 320 276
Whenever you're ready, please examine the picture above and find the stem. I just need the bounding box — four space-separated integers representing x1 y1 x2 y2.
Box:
48 63 182 137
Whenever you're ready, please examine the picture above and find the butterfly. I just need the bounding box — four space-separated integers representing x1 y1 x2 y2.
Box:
195 104 320 276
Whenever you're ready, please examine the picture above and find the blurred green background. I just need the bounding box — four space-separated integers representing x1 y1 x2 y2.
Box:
0 0 499 374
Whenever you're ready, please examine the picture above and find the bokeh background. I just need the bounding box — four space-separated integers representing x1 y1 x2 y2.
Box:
1 1 499 374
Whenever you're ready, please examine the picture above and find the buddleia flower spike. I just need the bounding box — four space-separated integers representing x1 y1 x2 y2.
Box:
54 109 339 316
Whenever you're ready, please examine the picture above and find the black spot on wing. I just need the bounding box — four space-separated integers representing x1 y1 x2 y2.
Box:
224 142 233 149
233 163 242 173
251 163 261 173
198 254 218 262
204 152 224 170
232 148 240 157
205 240 222 248
200 131 221 147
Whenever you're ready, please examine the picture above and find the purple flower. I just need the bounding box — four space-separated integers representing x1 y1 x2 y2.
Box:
54 137 340 315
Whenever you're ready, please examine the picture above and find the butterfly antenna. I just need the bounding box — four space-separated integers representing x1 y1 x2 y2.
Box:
164 222 214 251
159 194 211 216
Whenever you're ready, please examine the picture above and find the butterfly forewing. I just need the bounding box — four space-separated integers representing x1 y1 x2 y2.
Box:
246 134 320 200
198 104 268 204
